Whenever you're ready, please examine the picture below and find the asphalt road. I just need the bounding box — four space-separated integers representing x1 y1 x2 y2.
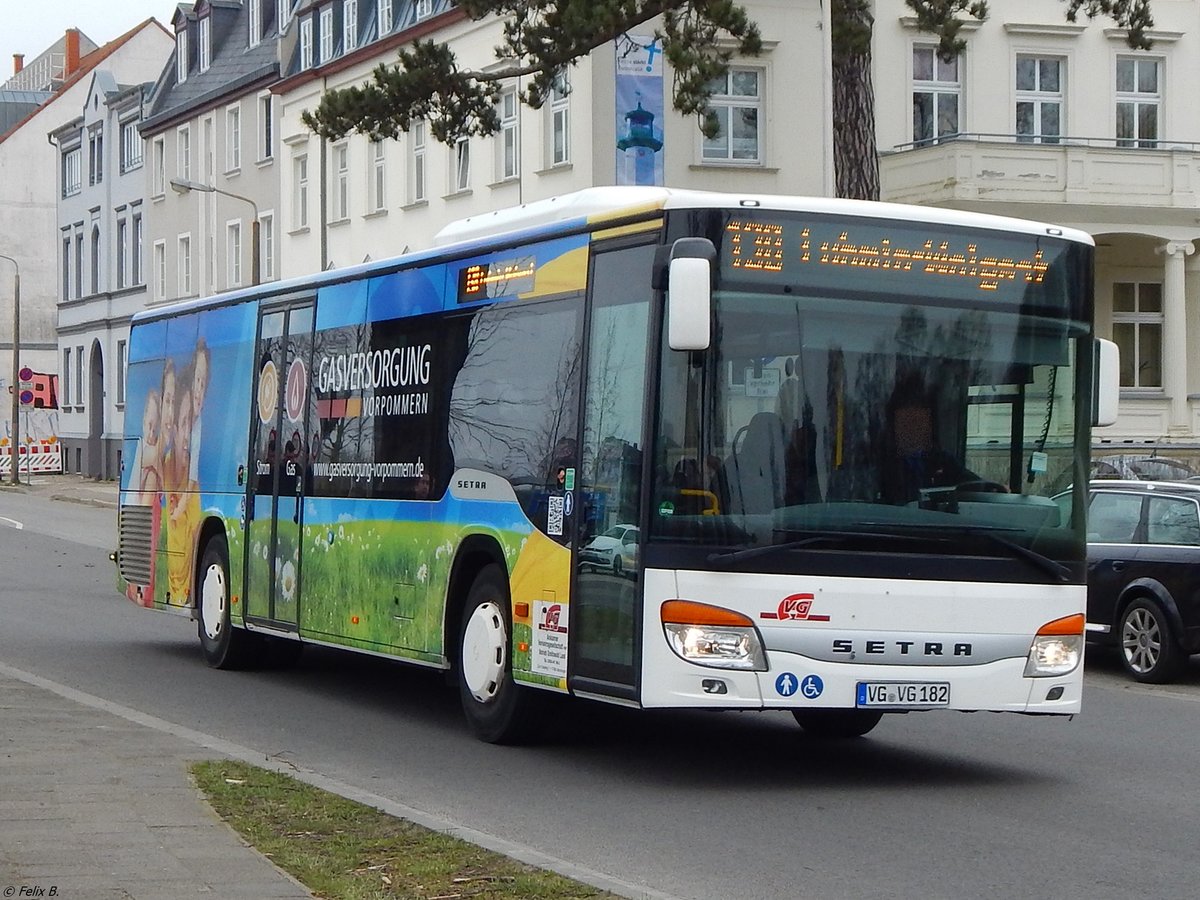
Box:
2 491 1198 900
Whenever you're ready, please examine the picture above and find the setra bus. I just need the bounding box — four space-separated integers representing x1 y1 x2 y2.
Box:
115 187 1118 742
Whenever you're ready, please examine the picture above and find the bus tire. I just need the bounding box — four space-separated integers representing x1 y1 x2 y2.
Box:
792 709 884 739
457 564 535 743
197 535 256 670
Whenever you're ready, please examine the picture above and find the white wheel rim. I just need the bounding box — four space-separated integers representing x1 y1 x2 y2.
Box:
1121 607 1161 674
462 601 506 703
201 562 227 641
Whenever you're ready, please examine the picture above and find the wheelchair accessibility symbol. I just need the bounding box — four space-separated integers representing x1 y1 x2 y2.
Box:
800 674 824 699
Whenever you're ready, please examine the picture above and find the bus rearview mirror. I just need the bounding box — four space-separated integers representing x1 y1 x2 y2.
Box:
667 238 715 351
1094 338 1119 427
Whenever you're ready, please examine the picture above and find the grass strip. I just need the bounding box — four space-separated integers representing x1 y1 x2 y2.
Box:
190 760 615 900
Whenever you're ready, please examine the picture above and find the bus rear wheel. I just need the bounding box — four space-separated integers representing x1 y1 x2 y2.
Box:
457 564 535 743
792 709 884 739
197 535 256 669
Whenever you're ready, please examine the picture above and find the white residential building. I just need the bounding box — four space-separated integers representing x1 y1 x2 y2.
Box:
875 0 1200 458
1 21 171 478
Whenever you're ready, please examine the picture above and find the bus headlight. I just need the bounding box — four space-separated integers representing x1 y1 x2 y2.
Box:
661 600 767 671
1024 614 1085 677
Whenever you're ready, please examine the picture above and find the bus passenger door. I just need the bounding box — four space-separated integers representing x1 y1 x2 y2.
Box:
570 239 657 698
245 302 315 631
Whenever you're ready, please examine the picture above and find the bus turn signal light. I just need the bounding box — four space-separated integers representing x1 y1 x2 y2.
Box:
661 599 754 628
1037 613 1085 636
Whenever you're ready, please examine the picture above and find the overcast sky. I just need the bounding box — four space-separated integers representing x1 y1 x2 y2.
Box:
1 0 174 85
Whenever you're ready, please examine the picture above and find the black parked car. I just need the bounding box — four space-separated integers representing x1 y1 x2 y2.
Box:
1060 480 1200 682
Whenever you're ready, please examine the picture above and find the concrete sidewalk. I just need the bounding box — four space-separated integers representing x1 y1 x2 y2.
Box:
0 670 312 900
1 478 312 899
0 473 121 509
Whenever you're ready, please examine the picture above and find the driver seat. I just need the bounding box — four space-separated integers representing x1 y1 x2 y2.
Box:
723 412 787 515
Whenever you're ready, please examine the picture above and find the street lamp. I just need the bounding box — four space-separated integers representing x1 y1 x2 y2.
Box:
0 252 20 485
170 178 260 286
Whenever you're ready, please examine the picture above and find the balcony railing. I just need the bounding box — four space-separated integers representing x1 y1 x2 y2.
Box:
880 132 1200 210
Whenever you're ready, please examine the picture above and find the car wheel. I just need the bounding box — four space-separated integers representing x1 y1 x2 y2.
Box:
612 555 623 577
457 564 536 743
197 535 259 669
1118 598 1186 684
791 709 884 739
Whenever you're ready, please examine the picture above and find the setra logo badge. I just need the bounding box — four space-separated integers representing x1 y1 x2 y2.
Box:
760 593 830 622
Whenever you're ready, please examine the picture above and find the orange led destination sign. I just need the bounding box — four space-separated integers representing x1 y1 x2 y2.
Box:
458 255 537 302
724 219 1052 293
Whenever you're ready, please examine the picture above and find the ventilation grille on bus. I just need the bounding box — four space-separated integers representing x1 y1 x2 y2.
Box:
118 504 154 586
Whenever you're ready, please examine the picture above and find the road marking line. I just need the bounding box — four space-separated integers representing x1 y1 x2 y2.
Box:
0 515 24 530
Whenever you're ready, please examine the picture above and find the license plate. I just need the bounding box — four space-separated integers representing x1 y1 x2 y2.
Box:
856 681 950 708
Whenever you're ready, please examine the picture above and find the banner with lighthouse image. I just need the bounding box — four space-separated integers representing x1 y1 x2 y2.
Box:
615 35 665 186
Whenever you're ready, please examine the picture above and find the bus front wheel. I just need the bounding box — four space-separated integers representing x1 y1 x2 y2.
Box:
457 564 535 743
792 709 884 739
197 536 256 669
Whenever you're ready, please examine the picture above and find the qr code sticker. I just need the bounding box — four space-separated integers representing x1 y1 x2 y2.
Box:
547 495 565 536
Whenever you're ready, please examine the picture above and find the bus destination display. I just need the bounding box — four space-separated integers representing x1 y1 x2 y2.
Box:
723 216 1058 297
457 255 537 302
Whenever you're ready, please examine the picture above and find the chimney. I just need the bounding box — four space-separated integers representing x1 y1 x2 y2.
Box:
12 54 23 75
64 29 80 77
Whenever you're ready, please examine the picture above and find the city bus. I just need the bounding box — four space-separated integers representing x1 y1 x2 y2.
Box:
115 187 1118 742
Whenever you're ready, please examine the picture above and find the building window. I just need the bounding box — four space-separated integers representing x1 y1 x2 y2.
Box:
259 93 274 160
549 71 570 166
379 0 392 35
227 104 241 171
300 18 313 69
370 139 386 212
178 234 192 296
333 143 350 219
1116 56 1161 148
62 350 71 406
152 137 165 194
88 127 103 185
343 0 357 52
1112 282 1163 387
1016 55 1062 144
702 67 762 163
293 154 309 228
319 7 334 63
227 221 242 287
61 235 70 300
415 0 433 20
249 0 262 47
120 121 143 172
408 121 426 203
453 135 470 193
90 227 100 295
176 28 188 83
62 148 81 196
75 346 84 409
260 213 275 280
199 16 211 72
116 340 127 405
913 45 960 145
74 232 83 298
132 213 143 285
278 0 293 31
178 125 191 181
153 240 166 300
116 218 128 289
497 85 519 180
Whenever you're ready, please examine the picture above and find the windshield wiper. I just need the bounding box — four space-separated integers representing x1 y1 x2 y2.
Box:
980 533 1072 583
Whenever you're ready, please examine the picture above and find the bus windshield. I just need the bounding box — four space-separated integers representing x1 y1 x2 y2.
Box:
651 213 1091 574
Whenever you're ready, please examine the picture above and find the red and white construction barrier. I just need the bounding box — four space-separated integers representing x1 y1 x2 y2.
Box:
0 442 64 475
